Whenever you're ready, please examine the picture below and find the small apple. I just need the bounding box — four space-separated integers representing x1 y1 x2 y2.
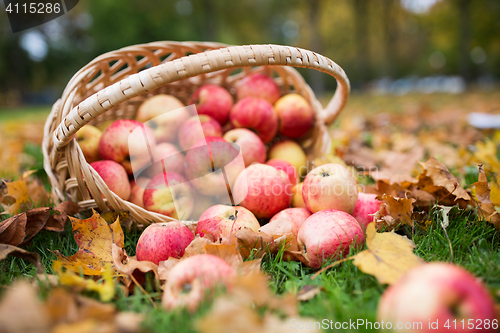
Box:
352 193 382 230
162 254 236 311
259 207 311 237
76 125 102 163
268 140 308 177
195 204 260 241
302 163 358 214
233 164 292 219
98 119 156 174
89 160 131 200
136 94 190 143
146 142 185 179
136 222 195 265
297 209 365 268
178 115 222 151
275 94 314 138
230 97 278 144
143 172 194 220
185 137 243 196
266 159 298 186
223 128 266 167
377 262 497 333
291 183 306 208
236 73 280 104
129 177 150 207
190 84 233 125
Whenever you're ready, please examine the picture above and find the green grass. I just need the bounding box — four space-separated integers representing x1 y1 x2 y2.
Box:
0 106 51 123
1 204 499 332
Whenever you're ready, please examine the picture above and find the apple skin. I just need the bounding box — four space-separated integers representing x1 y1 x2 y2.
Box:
377 263 497 333
136 222 195 265
90 160 131 200
146 142 185 179
223 128 266 167
143 172 194 220
233 164 292 219
76 125 102 163
275 94 314 138
266 159 299 186
129 177 150 207
230 97 278 144
98 119 156 174
268 140 308 177
291 183 307 208
162 254 236 311
302 163 358 214
178 115 223 151
352 193 382 230
297 209 365 268
236 73 281 104
185 137 242 196
195 205 260 241
260 207 311 236
136 94 190 143
191 84 233 125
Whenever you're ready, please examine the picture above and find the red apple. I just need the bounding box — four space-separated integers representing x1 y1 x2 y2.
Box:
136 222 195 265
291 183 306 208
377 263 497 333
191 84 233 125
195 205 260 241
223 128 266 167
275 94 314 138
302 163 358 214
143 172 194 220
266 159 298 186
185 137 244 197
76 125 102 163
98 119 156 174
233 164 292 219
136 94 190 143
236 73 280 104
129 177 150 207
162 254 236 311
297 209 365 268
230 97 278 143
260 207 311 237
146 142 185 179
268 140 308 177
89 160 131 200
352 193 382 230
178 115 222 151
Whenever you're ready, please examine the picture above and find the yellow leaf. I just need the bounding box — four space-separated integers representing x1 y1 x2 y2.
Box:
373 194 416 231
53 210 124 275
352 223 425 285
53 261 115 302
1 170 36 215
472 165 500 230
489 174 500 207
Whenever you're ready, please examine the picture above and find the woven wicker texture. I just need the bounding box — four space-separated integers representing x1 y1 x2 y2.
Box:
42 41 350 226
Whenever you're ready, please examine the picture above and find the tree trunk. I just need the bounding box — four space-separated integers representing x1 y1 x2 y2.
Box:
353 0 370 83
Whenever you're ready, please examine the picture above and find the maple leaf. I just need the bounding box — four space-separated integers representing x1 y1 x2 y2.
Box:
53 209 124 275
0 170 36 215
373 194 416 231
352 223 425 285
472 165 500 230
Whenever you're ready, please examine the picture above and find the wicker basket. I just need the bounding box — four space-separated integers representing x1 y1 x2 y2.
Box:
42 41 350 226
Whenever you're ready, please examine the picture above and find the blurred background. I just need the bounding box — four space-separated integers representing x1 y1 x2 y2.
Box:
0 0 499 108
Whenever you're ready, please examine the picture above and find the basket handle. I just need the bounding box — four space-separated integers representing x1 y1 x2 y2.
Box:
53 44 350 151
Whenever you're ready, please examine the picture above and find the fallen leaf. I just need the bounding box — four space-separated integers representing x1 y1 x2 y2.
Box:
0 243 44 273
235 228 276 258
352 223 425 285
472 165 500 230
0 213 27 245
112 243 158 289
296 285 323 302
373 194 416 231
100 210 134 231
45 201 81 232
0 170 47 215
53 210 124 275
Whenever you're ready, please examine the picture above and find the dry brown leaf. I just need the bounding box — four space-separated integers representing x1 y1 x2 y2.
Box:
45 201 81 232
19 207 51 247
352 223 425 285
112 243 159 289
53 210 124 275
0 213 27 245
100 210 134 232
296 285 323 302
472 165 500 230
235 228 276 258
0 243 44 273
373 194 416 231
